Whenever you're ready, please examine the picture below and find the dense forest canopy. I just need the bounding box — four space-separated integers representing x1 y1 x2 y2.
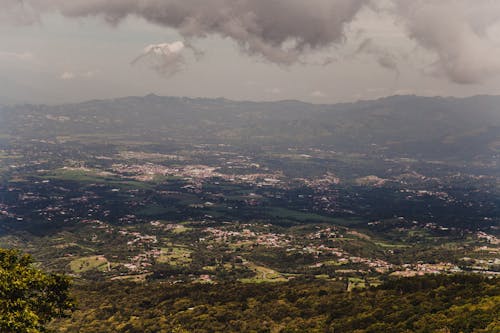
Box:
50 275 499 333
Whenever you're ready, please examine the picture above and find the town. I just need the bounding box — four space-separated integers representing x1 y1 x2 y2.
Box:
0 139 498 285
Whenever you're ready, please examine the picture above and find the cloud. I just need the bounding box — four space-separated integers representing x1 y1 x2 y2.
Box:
60 70 99 80
356 38 399 73
3 0 500 84
393 0 500 84
310 90 326 98
267 88 283 95
1 0 370 65
0 1 40 25
81 70 99 78
60 71 75 80
131 41 187 76
0 51 34 61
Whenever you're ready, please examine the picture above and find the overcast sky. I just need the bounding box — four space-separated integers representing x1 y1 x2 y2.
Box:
1 0 500 104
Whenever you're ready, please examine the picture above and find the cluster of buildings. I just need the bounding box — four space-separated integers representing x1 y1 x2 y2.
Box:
111 161 285 189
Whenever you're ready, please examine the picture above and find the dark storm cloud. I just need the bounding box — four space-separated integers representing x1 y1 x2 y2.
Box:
2 0 500 84
6 0 369 65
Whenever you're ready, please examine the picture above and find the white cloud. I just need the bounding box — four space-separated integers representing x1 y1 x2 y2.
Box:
144 41 185 55
60 71 75 80
131 41 187 77
267 87 283 95
310 90 326 98
394 0 500 84
60 70 99 80
81 70 99 78
0 51 34 61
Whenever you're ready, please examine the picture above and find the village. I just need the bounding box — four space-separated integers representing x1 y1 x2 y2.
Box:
0 143 498 284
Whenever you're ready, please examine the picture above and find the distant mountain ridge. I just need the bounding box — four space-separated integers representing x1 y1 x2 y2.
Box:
1 94 499 160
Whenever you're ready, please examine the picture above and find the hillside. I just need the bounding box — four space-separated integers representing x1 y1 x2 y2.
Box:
1 95 499 160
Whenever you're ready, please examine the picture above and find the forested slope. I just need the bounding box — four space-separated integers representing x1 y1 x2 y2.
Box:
51 275 499 333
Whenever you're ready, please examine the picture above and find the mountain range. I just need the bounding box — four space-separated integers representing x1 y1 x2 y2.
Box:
1 94 499 160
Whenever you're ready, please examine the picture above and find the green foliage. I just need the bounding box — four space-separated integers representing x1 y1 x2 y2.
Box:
0 248 74 333
51 275 499 333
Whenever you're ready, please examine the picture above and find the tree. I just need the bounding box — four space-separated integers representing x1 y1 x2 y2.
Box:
0 248 74 332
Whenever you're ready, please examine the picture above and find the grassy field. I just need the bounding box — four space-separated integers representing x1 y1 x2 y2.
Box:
42 168 153 189
239 261 287 283
171 225 191 234
374 241 409 248
157 246 192 266
347 277 366 291
69 255 110 273
266 207 336 223
110 273 151 282
138 205 177 217
322 260 347 267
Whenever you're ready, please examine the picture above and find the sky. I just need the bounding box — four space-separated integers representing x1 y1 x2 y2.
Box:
1 0 500 105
